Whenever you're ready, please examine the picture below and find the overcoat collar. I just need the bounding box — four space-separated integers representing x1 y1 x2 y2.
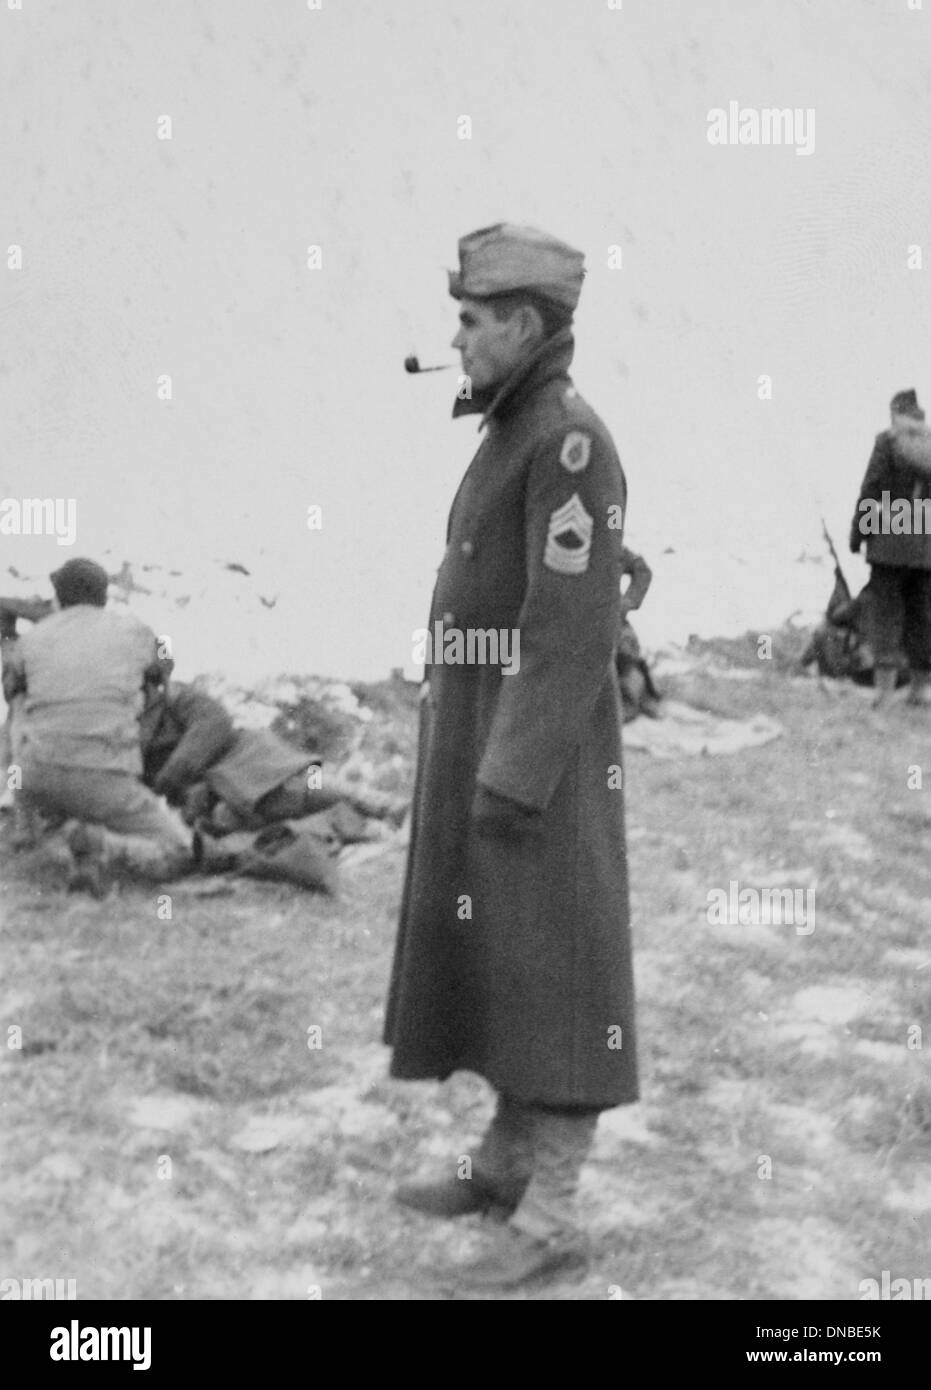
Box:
452 327 576 428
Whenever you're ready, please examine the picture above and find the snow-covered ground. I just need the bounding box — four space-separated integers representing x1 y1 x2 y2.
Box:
0 536 841 684
2 0 923 681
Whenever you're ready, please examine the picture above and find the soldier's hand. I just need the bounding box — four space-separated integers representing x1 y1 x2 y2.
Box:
470 785 542 842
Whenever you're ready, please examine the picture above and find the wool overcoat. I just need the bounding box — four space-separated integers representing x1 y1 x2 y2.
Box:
384 330 639 1109
850 430 931 569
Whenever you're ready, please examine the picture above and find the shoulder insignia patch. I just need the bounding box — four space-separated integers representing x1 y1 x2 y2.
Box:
544 493 594 575
559 430 591 474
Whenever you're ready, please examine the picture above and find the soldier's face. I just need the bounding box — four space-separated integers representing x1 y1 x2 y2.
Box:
451 298 529 393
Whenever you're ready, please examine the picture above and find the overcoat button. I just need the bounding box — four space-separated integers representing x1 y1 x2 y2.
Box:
442 611 455 625
461 541 474 556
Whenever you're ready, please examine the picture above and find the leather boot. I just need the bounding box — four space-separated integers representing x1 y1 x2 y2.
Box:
443 1107 598 1289
439 1224 588 1290
66 823 111 899
399 1094 533 1223
395 1172 510 1221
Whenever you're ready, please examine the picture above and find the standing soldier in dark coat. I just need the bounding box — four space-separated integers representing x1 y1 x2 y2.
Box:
850 389 931 708
384 224 638 1289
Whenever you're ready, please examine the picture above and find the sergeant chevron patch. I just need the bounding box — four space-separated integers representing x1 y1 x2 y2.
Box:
559 430 592 473
544 493 594 575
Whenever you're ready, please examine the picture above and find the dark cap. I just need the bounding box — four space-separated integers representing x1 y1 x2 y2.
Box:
891 388 925 421
50 558 110 607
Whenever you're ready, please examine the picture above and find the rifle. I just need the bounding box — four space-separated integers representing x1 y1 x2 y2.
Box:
820 517 851 604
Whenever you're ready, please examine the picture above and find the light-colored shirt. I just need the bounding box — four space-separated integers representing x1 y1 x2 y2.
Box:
15 606 157 773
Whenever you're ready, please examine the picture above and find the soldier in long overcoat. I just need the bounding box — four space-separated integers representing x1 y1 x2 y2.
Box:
384 225 639 1289
850 388 931 707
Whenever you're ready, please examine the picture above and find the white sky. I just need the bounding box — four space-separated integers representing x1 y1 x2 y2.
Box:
3 0 931 679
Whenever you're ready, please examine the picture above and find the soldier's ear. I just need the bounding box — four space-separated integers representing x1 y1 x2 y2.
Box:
516 302 545 347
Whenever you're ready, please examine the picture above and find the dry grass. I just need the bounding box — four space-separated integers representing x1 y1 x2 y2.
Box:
1 663 929 1300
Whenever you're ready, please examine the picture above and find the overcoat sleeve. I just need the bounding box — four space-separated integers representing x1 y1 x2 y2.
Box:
619 546 652 610
850 434 887 550
476 425 626 812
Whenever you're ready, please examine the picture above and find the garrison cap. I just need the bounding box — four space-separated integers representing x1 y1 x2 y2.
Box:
448 223 585 312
